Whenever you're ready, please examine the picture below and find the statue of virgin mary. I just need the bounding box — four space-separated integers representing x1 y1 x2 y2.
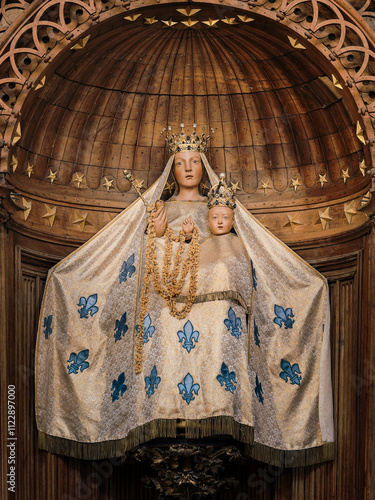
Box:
35 125 334 467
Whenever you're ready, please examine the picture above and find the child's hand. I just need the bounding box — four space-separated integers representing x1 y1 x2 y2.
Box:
182 216 194 237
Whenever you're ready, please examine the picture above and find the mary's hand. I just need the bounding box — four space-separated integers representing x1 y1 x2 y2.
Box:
153 206 167 237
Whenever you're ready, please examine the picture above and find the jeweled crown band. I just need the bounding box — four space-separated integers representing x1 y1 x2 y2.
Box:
162 123 214 154
207 173 239 210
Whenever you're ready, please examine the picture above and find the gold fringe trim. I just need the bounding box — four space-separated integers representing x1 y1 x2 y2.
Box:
176 290 251 314
38 416 254 460
245 441 335 468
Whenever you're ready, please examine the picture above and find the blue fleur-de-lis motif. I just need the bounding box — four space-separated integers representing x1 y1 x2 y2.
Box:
67 349 90 374
119 254 136 283
224 307 242 339
273 305 294 329
279 359 302 386
78 294 99 319
177 320 199 353
251 259 257 291
254 318 260 347
136 314 155 344
114 311 128 342
255 374 264 404
145 365 161 398
43 315 53 339
178 373 200 404
111 372 127 402
216 362 236 393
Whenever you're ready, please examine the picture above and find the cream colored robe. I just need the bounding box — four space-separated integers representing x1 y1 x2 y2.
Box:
35 155 334 466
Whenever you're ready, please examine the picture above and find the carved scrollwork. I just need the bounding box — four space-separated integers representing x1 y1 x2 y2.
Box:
131 443 243 499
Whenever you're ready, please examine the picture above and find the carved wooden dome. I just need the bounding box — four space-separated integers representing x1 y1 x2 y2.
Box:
6 5 370 240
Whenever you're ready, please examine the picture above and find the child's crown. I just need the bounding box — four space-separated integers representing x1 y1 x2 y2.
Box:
207 173 238 209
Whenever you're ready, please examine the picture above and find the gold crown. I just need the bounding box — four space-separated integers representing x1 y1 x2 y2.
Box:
207 173 238 210
162 123 214 154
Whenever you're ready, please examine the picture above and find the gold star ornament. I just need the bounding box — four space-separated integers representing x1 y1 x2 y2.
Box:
181 18 199 27
124 13 141 21
356 121 366 145
359 159 367 176
42 204 57 227
71 35 90 51
22 197 32 220
331 74 343 89
287 36 306 49
221 17 237 24
164 181 175 195
13 123 21 144
202 18 219 27
47 169 57 183
102 177 114 191
35 76 46 91
259 180 271 195
144 17 158 25
317 207 333 230
290 178 302 192
283 212 303 232
318 173 328 188
72 172 85 188
10 156 18 172
237 15 254 22
176 6 201 16
72 211 92 231
26 163 34 178
344 200 357 224
162 18 178 27
341 168 350 184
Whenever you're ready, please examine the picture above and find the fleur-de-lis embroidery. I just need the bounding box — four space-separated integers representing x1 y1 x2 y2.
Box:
136 314 155 344
114 311 128 342
273 305 294 329
177 320 199 353
145 365 161 398
224 307 242 339
78 294 99 319
178 373 200 404
279 359 302 385
111 372 127 402
43 315 53 339
251 259 257 291
254 318 260 347
216 362 236 393
255 374 264 404
119 254 136 283
67 349 90 374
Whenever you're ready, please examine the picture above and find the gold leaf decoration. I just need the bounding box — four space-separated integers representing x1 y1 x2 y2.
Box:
318 173 328 188
35 76 46 90
356 121 366 145
47 169 57 184
317 207 332 230
283 213 303 232
124 13 141 21
162 18 178 27
102 177 114 191
13 123 21 144
176 6 201 16
359 159 367 176
344 200 357 224
164 181 175 195
181 18 199 27
42 204 56 227
26 163 34 178
21 197 31 220
287 36 306 50
341 168 350 184
331 74 343 89
72 211 92 231
70 35 90 51
259 180 271 195
202 18 219 27
221 17 238 25
144 17 158 25
290 177 302 192
72 172 85 188
10 155 17 172
237 15 254 22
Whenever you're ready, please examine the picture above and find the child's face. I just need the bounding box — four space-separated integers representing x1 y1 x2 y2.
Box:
208 206 234 235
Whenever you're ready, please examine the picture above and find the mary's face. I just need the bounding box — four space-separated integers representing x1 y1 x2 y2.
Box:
173 151 203 191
